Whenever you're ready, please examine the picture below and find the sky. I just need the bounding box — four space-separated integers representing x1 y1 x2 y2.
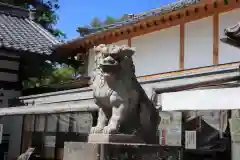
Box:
56 0 176 40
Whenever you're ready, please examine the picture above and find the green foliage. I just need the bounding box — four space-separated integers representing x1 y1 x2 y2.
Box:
51 64 76 83
1 0 88 88
90 17 102 28
22 61 83 88
104 16 118 25
1 0 88 89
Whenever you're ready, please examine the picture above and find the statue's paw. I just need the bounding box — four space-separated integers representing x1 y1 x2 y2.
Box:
102 126 118 134
90 126 103 134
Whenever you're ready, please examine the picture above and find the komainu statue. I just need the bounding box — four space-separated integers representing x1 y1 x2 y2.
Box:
224 22 240 41
90 44 160 144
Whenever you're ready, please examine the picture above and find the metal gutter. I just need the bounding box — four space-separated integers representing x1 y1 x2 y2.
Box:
54 0 201 50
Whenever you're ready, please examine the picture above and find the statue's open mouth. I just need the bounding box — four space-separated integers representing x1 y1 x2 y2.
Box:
100 56 120 73
100 63 120 73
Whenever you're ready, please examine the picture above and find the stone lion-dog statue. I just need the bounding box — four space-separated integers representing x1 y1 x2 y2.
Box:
90 44 160 143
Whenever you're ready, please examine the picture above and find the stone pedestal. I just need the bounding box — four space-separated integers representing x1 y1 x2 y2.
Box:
63 134 182 160
229 118 240 160
87 134 145 145
63 142 99 160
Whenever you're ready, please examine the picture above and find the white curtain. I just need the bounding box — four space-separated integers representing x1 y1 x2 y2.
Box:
58 112 93 133
35 115 45 132
59 113 70 132
26 112 93 133
71 113 92 133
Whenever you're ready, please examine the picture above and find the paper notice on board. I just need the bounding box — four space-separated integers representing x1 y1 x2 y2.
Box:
185 131 196 149
158 112 182 146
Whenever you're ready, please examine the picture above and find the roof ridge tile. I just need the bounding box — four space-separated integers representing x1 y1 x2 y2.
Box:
0 2 29 18
75 0 200 39
0 4 60 55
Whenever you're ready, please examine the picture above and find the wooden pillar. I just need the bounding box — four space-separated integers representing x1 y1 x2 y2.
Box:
180 23 185 70
213 13 219 65
128 38 131 47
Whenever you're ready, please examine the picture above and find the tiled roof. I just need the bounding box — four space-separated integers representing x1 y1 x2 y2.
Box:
0 3 60 55
85 0 200 36
63 0 200 45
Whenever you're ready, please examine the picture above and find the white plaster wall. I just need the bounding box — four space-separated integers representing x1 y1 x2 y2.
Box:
131 26 180 76
86 9 240 77
184 16 213 69
219 9 240 64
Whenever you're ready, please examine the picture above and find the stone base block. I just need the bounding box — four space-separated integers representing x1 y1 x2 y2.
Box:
88 133 146 145
63 142 99 160
63 141 182 160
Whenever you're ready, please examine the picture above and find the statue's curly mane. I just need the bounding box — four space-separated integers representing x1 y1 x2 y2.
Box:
91 44 137 90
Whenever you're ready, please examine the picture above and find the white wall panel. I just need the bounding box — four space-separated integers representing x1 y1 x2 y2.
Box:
184 16 213 69
132 26 180 76
162 87 240 111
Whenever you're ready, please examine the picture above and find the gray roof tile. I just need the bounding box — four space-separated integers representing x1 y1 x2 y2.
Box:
0 3 60 55
57 0 200 48
83 0 200 37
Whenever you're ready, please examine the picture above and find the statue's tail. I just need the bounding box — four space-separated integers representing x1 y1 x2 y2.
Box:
139 94 160 144
132 77 160 144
